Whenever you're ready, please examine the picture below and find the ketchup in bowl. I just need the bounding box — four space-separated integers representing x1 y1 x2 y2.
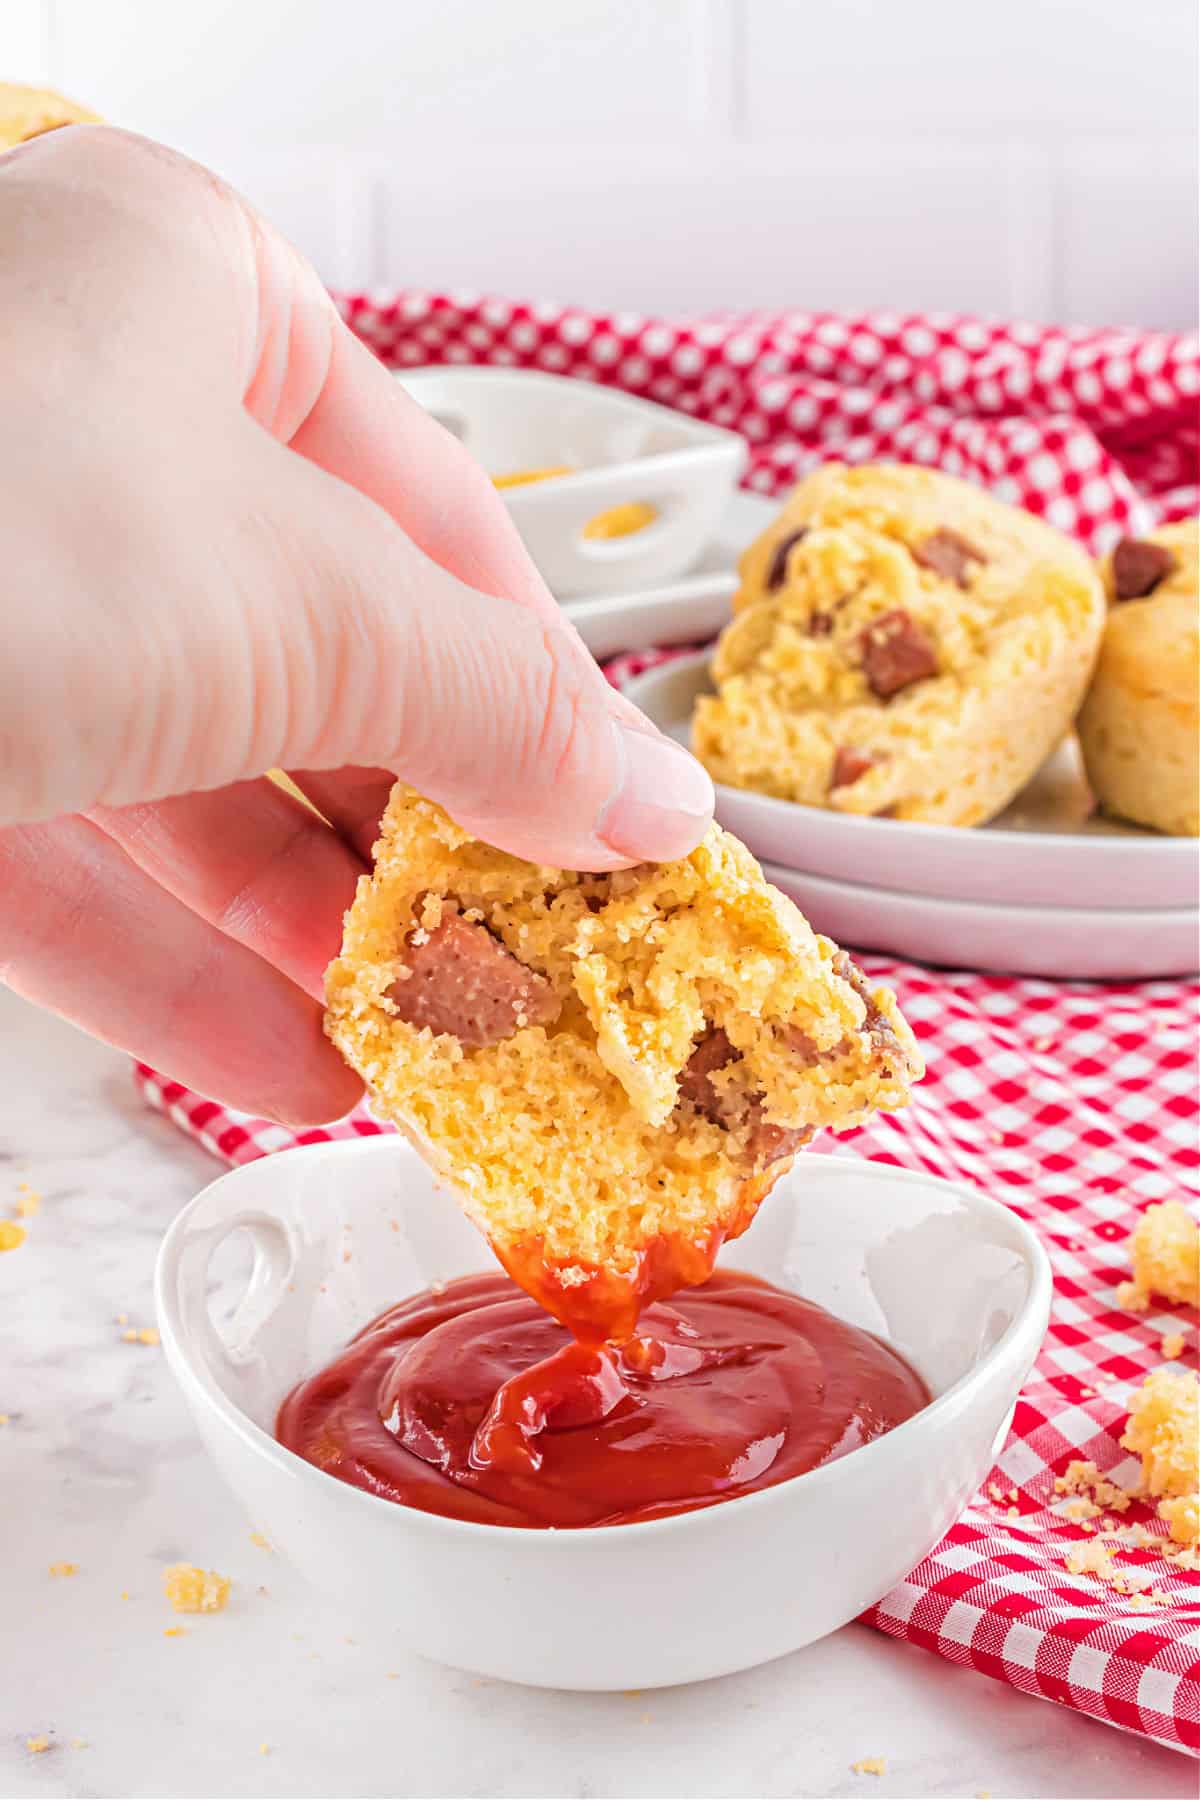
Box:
277 1270 927 1530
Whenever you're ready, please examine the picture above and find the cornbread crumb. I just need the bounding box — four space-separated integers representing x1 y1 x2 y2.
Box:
164 1563 231 1614
25 1737 50 1754
120 1590 130 1600
1159 1494 1199 1546
164 1626 186 1637
851 1757 887 1776
1162 1331 1187 1361
1117 1201 1199 1312
115 1312 128 1325
122 1326 160 1346
259 1743 270 1756
1065 1539 1118 1579
0 1220 27 1251
249 1531 272 1550
0 1414 9 1425
48 1561 79 1577
1055 1459 1133 1513
1121 1368 1200 1543
14 1184 41 1218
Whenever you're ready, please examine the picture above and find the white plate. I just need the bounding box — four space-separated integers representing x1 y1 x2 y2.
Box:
760 860 1198 980
565 490 775 656
395 367 746 598
625 651 1199 914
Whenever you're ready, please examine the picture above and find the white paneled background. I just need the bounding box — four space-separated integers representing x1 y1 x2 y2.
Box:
4 0 1197 327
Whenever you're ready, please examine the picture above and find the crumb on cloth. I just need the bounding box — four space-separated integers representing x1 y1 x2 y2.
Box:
1115 1200 1199 1313
1121 1367 1200 1545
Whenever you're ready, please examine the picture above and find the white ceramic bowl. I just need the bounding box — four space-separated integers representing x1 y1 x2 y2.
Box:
394 367 747 597
156 1138 1049 1691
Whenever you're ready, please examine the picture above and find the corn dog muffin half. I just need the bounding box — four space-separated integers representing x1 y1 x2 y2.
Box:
326 786 921 1341
692 462 1106 826
0 81 101 148
1077 519 1198 837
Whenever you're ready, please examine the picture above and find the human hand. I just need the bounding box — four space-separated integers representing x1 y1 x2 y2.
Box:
0 127 713 1124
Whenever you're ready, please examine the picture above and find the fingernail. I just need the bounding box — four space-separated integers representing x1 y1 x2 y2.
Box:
598 723 714 862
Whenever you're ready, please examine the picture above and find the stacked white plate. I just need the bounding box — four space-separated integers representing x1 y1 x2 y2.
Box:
600 500 1198 981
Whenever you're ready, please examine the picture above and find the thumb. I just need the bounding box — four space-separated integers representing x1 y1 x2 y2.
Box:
262 443 715 871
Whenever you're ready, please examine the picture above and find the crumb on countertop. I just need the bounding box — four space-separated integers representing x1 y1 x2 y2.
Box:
1115 1200 1199 1313
25 1737 50 1754
249 1530 272 1550
0 1220 27 1251
48 1561 79 1577
14 1183 41 1218
122 1326 160 1346
851 1757 887 1776
164 1563 231 1614
163 1626 186 1637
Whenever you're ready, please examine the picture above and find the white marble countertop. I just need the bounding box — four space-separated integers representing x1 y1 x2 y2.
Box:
0 983 1194 1800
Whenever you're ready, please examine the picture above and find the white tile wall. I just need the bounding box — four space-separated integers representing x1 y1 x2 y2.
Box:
2 0 1196 326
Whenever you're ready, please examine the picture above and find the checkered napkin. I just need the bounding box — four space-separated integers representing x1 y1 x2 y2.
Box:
136 297 1199 1750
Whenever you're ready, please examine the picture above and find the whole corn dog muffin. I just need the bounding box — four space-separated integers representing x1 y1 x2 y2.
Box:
1077 519 1198 836
326 787 921 1340
0 81 100 148
693 462 1105 825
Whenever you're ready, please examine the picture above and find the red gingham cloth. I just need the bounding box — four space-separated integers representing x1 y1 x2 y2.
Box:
137 297 1199 1752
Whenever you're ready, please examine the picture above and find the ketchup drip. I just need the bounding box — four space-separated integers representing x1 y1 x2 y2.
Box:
277 1270 928 1529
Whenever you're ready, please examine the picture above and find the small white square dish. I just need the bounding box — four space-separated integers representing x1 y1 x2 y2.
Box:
156 1138 1049 1692
394 367 747 597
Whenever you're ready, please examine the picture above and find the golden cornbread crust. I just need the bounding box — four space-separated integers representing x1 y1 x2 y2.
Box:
1077 520 1199 836
325 787 921 1331
0 81 100 149
693 462 1105 825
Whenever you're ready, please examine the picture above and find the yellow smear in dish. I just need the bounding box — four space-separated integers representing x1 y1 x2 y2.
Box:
582 501 658 540
492 466 574 489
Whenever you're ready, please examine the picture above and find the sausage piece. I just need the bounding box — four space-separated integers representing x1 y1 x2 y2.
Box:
387 910 560 1047
678 1026 814 1170
912 528 986 588
831 746 877 790
858 609 939 699
834 950 903 1070
1111 537 1177 601
765 526 810 591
